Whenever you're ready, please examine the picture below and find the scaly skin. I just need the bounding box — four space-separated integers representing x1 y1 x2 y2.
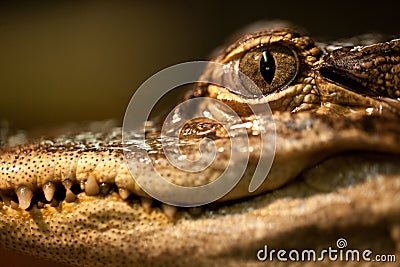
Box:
1 23 400 266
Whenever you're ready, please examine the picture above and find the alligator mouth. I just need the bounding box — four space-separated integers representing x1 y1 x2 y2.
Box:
1 109 399 220
1 118 399 267
1 151 399 267
0 178 182 219
0 149 398 222
1 151 399 230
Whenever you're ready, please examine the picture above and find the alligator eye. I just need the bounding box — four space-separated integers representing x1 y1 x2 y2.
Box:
238 43 298 94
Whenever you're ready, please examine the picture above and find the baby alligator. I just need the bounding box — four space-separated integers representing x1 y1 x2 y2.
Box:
0 22 399 266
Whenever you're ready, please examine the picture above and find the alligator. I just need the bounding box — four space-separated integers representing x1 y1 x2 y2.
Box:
1 21 399 266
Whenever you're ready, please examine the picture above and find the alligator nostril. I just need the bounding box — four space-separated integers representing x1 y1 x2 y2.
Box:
319 66 379 97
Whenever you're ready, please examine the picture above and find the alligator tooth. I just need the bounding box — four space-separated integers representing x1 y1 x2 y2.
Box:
140 197 153 213
42 182 56 202
80 180 85 191
16 186 33 210
85 175 100 196
65 188 77 203
161 203 177 220
118 188 131 200
188 206 203 217
63 179 73 189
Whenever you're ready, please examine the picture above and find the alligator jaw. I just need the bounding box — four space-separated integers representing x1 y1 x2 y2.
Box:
1 110 400 266
1 152 400 266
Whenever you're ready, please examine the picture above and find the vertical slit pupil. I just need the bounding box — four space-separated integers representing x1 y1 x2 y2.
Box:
260 51 275 84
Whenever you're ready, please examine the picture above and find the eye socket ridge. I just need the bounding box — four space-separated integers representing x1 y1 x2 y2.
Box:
238 43 299 95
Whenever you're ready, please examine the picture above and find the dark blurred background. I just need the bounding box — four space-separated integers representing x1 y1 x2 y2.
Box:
0 0 399 131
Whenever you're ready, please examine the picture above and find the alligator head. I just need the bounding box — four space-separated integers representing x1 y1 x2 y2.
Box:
1 22 399 266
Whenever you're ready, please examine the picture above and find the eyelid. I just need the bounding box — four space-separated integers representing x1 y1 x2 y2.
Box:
221 31 299 63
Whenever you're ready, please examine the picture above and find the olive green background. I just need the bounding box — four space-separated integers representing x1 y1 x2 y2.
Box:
0 0 399 131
